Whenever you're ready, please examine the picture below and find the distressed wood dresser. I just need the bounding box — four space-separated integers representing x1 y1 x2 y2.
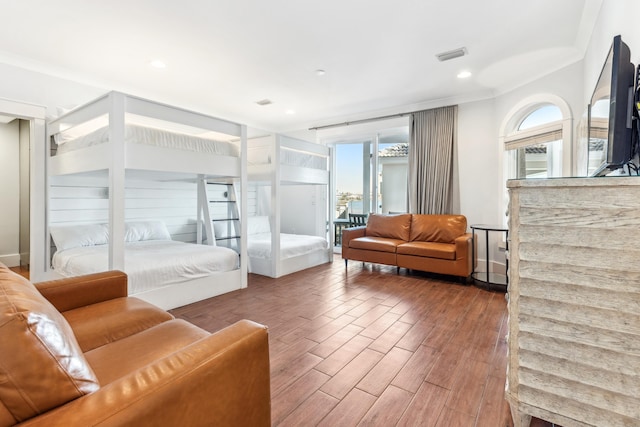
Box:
506 177 640 427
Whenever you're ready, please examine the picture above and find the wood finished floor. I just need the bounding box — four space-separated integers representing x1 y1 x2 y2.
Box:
168 257 552 427
9 266 29 279
11 261 557 426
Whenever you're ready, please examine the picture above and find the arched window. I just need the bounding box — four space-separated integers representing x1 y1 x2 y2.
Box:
498 94 572 226
505 104 564 179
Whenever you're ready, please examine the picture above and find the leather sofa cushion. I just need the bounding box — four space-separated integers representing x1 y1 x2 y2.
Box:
409 214 467 243
349 236 404 253
63 297 174 352
86 319 209 384
366 214 412 241
0 266 99 423
397 242 456 260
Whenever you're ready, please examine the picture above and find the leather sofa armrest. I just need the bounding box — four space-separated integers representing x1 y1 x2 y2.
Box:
342 226 366 256
19 319 271 427
454 233 473 259
35 271 128 313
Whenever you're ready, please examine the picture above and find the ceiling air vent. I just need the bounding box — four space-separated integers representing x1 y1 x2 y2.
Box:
255 99 273 106
435 47 468 62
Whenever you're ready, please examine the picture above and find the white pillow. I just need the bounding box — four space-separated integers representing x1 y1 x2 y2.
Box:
125 221 172 242
50 224 109 251
247 216 271 235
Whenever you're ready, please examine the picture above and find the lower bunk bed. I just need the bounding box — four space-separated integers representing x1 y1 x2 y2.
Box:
50 221 241 310
245 216 331 278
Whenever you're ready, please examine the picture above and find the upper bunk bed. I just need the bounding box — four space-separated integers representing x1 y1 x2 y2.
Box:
247 134 329 185
48 91 245 179
44 91 248 308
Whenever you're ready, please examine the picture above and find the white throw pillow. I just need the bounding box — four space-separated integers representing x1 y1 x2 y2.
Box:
125 221 172 242
247 216 271 235
50 223 109 251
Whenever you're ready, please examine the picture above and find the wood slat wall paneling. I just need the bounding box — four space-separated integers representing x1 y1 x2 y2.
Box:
506 177 640 427
50 173 200 246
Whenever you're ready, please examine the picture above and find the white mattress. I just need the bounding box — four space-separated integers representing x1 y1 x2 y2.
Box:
248 233 328 260
55 124 240 157
247 146 327 170
52 240 239 294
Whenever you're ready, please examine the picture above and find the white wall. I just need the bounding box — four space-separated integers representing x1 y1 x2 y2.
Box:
0 62 104 118
0 121 20 265
380 162 408 214
457 99 499 226
280 185 327 236
255 184 327 237
583 0 640 104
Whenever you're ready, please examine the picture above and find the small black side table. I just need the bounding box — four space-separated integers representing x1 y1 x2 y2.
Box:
470 224 508 291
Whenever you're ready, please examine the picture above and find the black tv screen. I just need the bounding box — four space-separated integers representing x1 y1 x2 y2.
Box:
589 35 635 176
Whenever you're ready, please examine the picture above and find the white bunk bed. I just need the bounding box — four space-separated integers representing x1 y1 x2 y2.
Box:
246 134 331 278
46 91 248 310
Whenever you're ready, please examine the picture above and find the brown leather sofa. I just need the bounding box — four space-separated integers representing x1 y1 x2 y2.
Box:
0 265 270 427
342 213 473 278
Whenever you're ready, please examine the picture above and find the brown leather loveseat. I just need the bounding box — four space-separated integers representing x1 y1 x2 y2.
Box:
0 265 270 427
342 213 473 278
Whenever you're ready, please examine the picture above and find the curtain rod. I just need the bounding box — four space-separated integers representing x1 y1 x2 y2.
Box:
308 112 411 131
308 104 456 131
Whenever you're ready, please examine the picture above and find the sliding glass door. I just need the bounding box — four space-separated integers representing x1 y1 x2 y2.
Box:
331 129 408 247
335 142 372 219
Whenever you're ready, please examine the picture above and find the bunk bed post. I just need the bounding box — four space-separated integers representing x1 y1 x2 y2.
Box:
30 117 47 279
197 176 203 244
108 92 126 271
326 146 334 263
328 144 336 251
271 134 281 278
240 125 248 288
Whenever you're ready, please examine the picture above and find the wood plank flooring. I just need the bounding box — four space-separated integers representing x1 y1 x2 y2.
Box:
166 256 552 427
8 266 29 278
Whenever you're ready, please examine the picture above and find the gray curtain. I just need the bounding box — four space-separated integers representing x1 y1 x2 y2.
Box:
408 105 458 214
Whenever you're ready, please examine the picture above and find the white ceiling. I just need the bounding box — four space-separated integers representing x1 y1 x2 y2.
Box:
0 0 600 132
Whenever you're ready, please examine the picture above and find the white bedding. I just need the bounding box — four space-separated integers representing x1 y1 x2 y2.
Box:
55 124 240 157
247 233 328 260
247 146 327 170
52 240 239 294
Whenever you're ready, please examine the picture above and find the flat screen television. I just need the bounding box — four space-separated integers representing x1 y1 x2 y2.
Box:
589 35 636 176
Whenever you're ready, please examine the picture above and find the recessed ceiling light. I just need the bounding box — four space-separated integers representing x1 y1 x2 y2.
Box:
285 109 296 115
457 70 472 79
315 69 326 76
149 60 167 69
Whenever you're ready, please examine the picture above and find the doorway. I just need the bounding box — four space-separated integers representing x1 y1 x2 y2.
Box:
0 118 29 268
0 99 46 280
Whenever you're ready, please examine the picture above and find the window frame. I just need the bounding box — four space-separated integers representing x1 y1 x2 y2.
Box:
505 120 564 179
498 94 573 226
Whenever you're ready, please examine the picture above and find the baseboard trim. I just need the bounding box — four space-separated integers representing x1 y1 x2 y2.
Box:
0 254 20 267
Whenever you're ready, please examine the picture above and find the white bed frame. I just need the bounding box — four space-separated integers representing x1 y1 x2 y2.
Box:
247 134 332 278
45 91 248 309
131 270 242 311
